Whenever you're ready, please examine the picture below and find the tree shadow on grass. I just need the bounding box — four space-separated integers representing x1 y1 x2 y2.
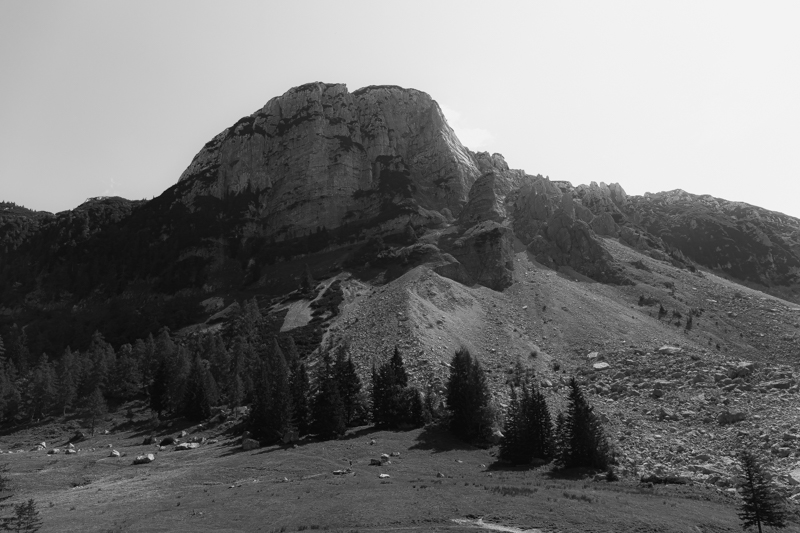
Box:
409 425 481 453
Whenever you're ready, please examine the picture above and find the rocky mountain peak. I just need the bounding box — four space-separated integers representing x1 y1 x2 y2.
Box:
176 82 480 242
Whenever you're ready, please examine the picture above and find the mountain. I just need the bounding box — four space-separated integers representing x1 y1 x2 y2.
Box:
1 81 799 352
4 83 800 521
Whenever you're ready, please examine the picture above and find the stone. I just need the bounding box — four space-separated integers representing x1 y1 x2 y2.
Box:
110 450 120 458
38 442 46 449
241 438 260 451
763 380 793 390
436 472 446 478
370 459 382 466
378 474 390 479
587 352 599 359
718 411 747 425
178 430 188 438
142 436 155 445
174 442 200 451
380 454 390 462
658 346 682 355
65 449 76 455
47 448 59 455
159 436 176 446
489 429 504 444
133 454 155 465
593 362 610 371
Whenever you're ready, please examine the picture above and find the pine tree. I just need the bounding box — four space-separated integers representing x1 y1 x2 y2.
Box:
738 449 786 533
500 386 526 464
56 348 77 416
446 347 492 442
183 355 213 422
4 325 30 376
500 380 554 465
2 499 42 532
555 378 611 470
27 355 57 420
290 361 310 436
149 357 170 418
266 339 293 442
527 385 554 461
312 353 346 438
84 387 108 436
334 350 362 426
371 346 418 428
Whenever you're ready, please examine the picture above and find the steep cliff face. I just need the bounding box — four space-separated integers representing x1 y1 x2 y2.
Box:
177 82 479 241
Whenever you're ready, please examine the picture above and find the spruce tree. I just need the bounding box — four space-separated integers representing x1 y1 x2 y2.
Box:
500 386 526 464
56 348 77 416
500 380 554 465
247 360 272 442
182 355 213 422
446 348 492 441
334 350 362 426
312 353 346 438
738 449 786 533
3 499 42 532
149 357 170 418
290 360 310 436
84 387 108 436
555 377 611 470
266 339 293 441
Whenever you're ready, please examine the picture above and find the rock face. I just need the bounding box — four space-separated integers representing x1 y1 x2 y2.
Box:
177 82 481 242
626 189 800 292
448 222 515 291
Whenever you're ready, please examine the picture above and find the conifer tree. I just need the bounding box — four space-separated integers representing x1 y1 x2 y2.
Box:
149 357 170 418
334 350 362 426
247 360 272 442
738 449 786 533
555 377 611 470
4 325 30 376
56 348 77 416
266 339 293 441
312 353 346 438
290 360 310 436
500 386 526 464
3 498 42 532
27 355 57 420
84 387 108 436
446 347 492 441
182 355 213 422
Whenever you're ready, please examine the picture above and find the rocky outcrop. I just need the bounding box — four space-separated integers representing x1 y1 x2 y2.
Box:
457 153 526 225
447 221 515 291
176 82 481 242
627 189 800 292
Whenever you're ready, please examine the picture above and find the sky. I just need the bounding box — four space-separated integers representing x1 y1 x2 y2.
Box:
1 1 799 218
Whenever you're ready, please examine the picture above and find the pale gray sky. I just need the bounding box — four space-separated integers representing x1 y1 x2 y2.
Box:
2 1 799 218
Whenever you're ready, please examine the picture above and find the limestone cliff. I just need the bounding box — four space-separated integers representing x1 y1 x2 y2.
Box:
177 82 480 242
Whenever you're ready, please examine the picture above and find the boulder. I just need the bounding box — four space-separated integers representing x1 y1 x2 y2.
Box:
593 362 610 371
718 411 747 425
133 454 155 465
142 436 155 445
241 438 260 451
590 212 619 237
159 436 176 446
47 448 59 455
658 346 682 355
109 450 120 458
370 459 382 466
174 442 200 451
378 473 390 479
65 449 77 455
